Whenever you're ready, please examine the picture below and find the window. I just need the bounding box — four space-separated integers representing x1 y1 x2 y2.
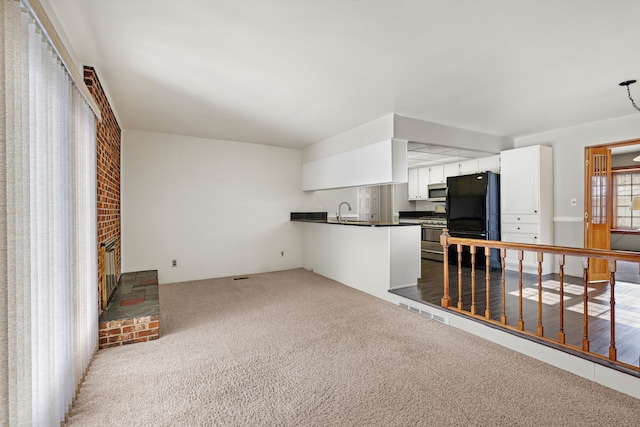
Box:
613 168 640 229
1 0 98 425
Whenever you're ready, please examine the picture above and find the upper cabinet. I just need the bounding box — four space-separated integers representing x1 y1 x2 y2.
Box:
443 162 460 179
477 155 500 173
500 147 547 215
408 154 501 200
428 165 445 184
408 168 429 200
458 155 500 175
459 159 479 175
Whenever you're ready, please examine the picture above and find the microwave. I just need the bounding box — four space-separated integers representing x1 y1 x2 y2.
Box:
427 183 447 201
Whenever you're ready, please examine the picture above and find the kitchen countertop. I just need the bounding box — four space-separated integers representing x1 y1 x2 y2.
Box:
295 219 418 227
300 219 420 227
290 212 418 227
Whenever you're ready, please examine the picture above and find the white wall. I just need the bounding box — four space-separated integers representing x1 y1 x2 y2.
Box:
122 129 354 284
514 114 640 274
393 183 414 213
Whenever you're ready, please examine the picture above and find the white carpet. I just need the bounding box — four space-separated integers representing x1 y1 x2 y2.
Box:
66 269 640 426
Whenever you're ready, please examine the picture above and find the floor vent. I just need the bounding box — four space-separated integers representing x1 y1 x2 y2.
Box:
398 302 449 325
419 309 433 319
431 314 449 325
233 276 249 281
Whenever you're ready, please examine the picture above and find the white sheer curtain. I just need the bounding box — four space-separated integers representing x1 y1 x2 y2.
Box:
1 0 98 425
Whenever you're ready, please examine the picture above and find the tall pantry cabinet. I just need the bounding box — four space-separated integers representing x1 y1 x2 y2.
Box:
500 145 554 273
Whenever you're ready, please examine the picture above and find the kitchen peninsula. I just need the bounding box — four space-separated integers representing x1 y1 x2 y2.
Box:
291 212 421 301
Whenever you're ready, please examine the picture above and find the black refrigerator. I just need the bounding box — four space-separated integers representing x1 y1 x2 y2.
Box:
446 171 500 269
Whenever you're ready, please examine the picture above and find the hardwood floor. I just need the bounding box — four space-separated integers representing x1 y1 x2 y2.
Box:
391 259 640 369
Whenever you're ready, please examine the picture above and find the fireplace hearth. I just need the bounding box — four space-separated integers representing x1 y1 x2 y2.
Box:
100 238 117 310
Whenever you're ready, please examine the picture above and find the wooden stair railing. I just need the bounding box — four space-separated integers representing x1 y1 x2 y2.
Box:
439 228 640 373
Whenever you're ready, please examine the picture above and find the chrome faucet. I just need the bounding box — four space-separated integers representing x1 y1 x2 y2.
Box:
338 202 352 223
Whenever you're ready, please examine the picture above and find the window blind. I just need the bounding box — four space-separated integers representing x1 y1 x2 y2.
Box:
1 0 98 425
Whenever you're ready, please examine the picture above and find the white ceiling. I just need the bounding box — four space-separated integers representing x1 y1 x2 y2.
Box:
407 142 494 168
47 0 640 150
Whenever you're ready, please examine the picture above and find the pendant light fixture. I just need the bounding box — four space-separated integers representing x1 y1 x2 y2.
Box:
618 80 640 161
619 80 640 112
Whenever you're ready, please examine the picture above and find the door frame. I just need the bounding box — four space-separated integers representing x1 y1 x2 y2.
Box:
584 146 611 281
584 138 640 280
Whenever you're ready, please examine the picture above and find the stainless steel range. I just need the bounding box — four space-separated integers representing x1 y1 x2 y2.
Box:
399 212 447 262
420 217 447 262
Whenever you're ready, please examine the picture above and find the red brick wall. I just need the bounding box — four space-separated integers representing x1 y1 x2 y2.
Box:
84 66 121 311
98 315 160 349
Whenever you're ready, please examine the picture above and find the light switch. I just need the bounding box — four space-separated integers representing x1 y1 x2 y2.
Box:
570 198 577 206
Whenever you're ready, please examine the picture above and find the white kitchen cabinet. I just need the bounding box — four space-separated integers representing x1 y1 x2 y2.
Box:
501 218 542 268
459 159 479 175
408 168 419 199
444 162 459 179
500 145 553 273
428 165 445 184
502 229 548 273
418 168 430 199
501 149 540 215
478 154 500 173
409 154 501 198
408 167 429 200
442 155 500 181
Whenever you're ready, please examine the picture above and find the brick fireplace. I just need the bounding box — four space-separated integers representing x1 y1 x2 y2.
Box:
84 66 122 312
100 237 117 309
85 67 162 349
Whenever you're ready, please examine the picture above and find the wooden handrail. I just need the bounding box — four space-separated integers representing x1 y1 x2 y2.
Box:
440 230 451 308
609 259 617 361
442 233 640 261
439 229 640 373
558 255 566 344
581 257 589 352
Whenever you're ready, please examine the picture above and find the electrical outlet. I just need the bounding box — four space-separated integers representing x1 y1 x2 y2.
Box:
172 259 177 267
281 251 284 257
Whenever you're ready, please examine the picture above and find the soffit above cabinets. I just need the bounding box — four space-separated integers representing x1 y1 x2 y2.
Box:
303 139 407 191
407 142 495 169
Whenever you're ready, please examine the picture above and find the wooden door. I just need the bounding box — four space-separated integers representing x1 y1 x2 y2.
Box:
584 147 611 281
